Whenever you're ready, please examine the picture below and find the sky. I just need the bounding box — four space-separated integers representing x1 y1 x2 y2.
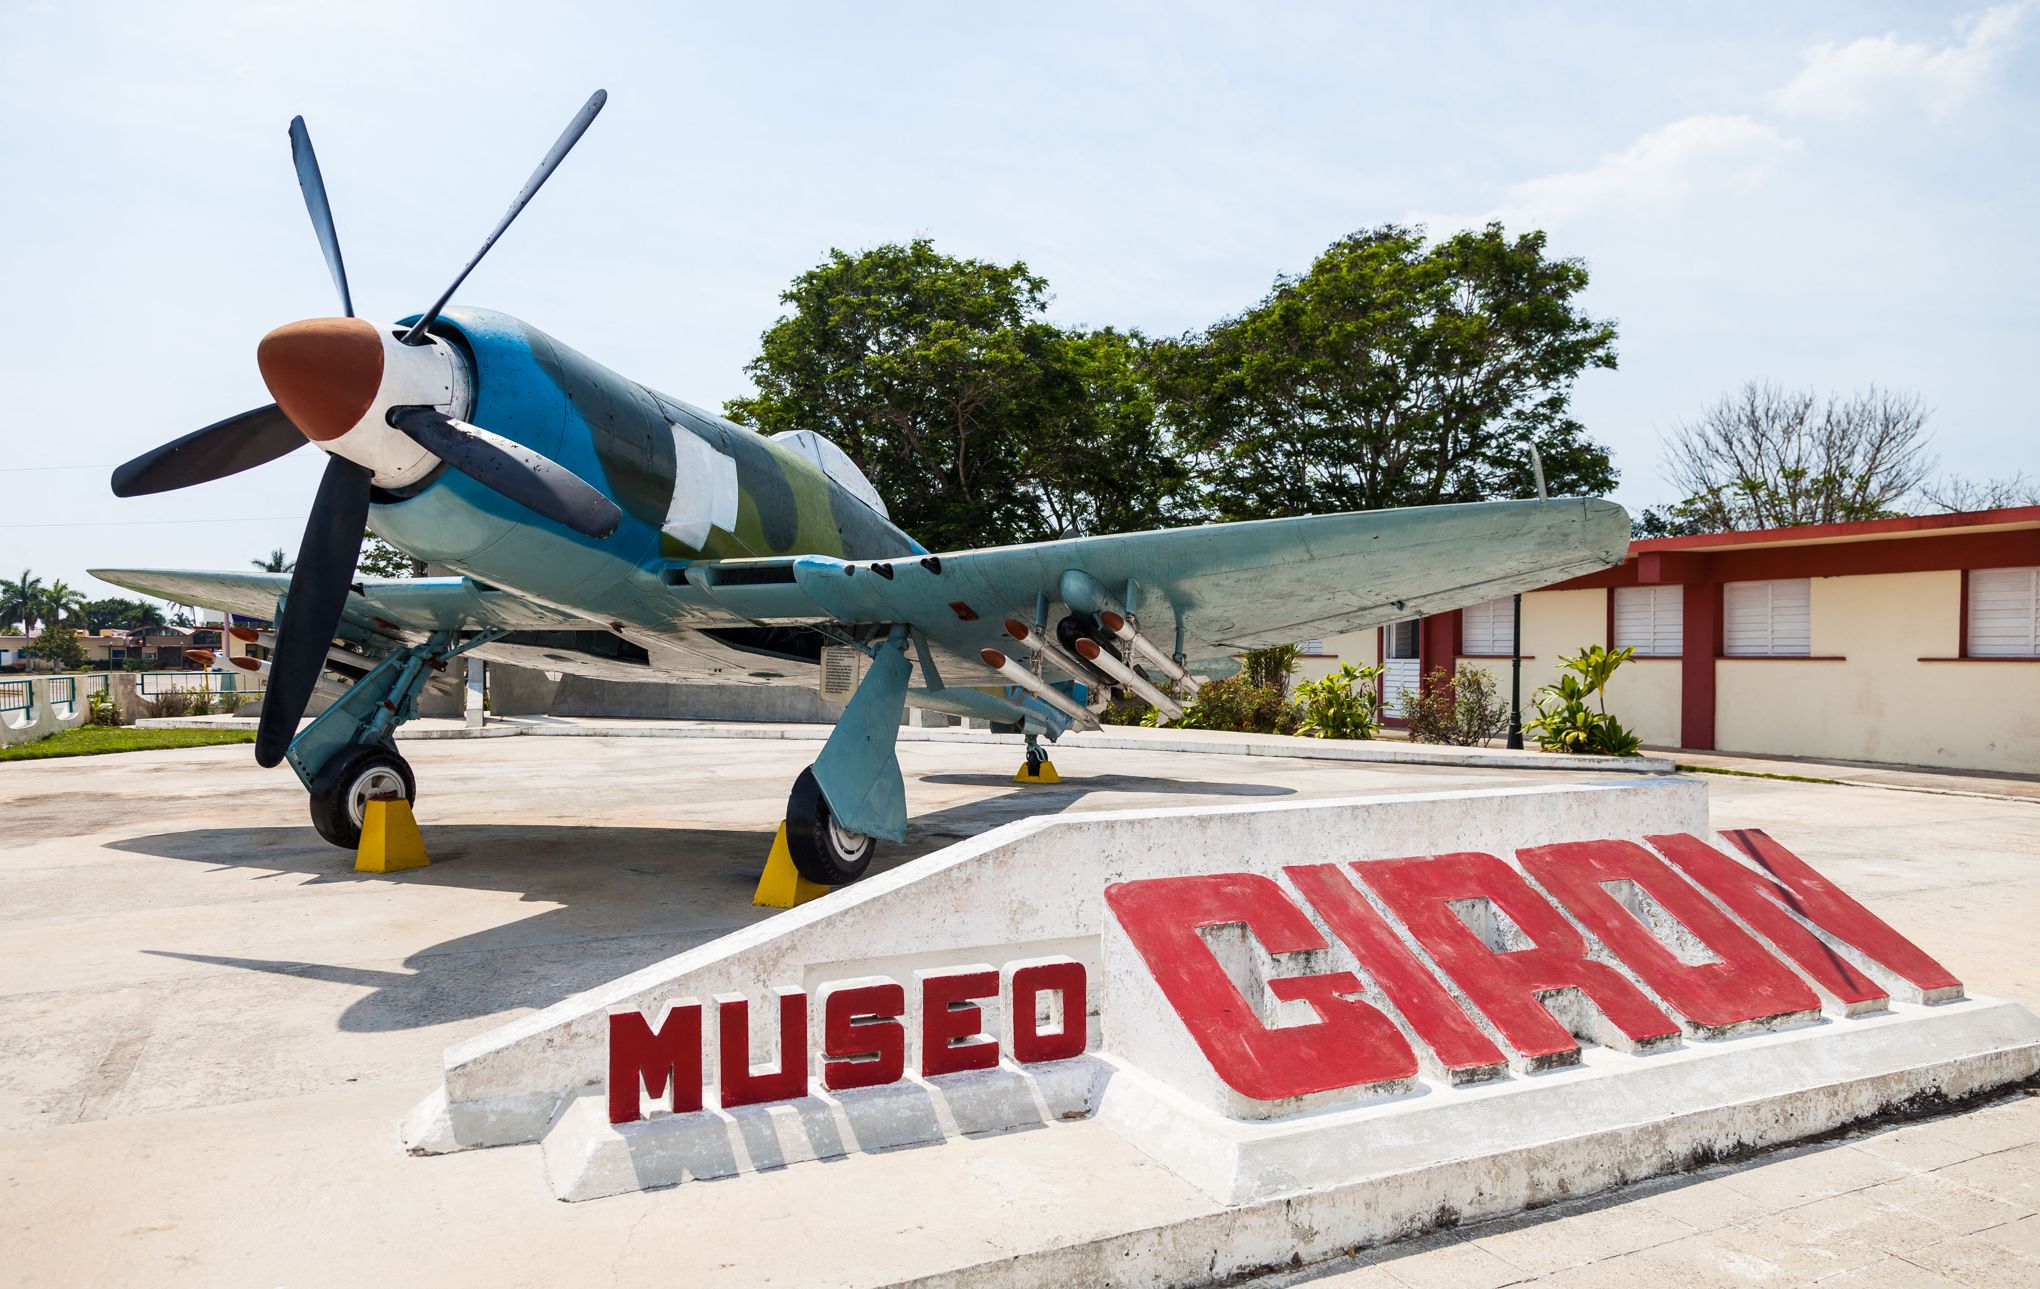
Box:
2 1 2035 604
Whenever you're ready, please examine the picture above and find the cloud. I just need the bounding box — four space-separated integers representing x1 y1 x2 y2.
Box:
1773 3 2029 121
1427 115 1802 232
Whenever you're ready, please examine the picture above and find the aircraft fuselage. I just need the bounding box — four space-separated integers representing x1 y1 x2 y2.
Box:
367 308 922 655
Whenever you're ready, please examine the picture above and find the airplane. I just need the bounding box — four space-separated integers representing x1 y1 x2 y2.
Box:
95 90 1631 887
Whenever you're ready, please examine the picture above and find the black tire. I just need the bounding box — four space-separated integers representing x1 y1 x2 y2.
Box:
783 765 876 886
308 745 417 849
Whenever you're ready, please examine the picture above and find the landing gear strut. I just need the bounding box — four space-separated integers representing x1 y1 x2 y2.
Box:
783 765 876 885
281 628 503 851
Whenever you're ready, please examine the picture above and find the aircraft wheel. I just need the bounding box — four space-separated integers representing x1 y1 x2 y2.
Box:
308 745 417 849
784 765 876 886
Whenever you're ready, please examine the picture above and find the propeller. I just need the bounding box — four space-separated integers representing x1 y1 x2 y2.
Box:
110 404 307 497
390 408 621 538
105 91 615 769
289 115 353 317
402 89 606 344
254 457 372 767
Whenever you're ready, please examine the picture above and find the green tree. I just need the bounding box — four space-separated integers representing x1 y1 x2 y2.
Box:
42 579 86 630
1150 223 1619 521
727 239 1185 549
251 547 295 573
358 532 423 578
79 597 165 632
1022 327 1190 538
2 569 46 634
27 624 86 672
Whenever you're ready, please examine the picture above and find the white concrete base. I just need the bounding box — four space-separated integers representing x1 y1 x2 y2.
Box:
0 675 89 748
406 779 1706 1155
1094 996 2040 1208
542 1056 1109 1201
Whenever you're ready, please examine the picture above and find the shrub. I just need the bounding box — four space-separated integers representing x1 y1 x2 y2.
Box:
139 689 192 719
1399 664 1512 746
1166 675 1301 735
1526 644 1643 756
186 689 215 717
1239 644 1301 696
86 688 122 727
1293 662 1382 740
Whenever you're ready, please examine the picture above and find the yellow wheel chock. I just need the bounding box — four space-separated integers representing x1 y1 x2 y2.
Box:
1013 759 1061 785
753 822 831 909
356 796 430 873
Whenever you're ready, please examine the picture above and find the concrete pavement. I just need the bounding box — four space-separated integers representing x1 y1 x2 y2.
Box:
1 734 2034 1285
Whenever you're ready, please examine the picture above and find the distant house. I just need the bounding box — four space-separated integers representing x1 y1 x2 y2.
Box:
1303 505 2040 775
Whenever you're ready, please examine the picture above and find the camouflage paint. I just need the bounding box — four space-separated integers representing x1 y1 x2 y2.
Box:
366 307 918 633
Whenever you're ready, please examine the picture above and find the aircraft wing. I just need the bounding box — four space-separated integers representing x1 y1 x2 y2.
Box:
89 569 593 635
688 497 1630 677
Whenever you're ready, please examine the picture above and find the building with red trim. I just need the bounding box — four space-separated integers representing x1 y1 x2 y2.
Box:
1302 506 2040 774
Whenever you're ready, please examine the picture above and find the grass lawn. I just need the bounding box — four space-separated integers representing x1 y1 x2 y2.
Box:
0 726 258 762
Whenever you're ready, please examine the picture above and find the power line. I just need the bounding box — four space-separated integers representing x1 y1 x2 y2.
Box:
0 516 309 529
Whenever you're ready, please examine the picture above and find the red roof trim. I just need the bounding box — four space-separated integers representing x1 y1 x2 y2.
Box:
1630 505 2040 554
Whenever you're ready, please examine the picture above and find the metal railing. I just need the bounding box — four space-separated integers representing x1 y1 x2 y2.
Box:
0 678 28 719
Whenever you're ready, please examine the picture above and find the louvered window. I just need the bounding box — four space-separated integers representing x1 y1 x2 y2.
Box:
1723 579 1811 657
1968 567 2040 658
1460 598 1515 655
1613 586 1683 657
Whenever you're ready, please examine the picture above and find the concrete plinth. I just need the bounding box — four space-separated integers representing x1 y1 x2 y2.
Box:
406 779 1708 1158
1097 997 2040 1208
543 1056 1109 1202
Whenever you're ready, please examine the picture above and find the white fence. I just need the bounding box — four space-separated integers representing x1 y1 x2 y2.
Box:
0 671 262 748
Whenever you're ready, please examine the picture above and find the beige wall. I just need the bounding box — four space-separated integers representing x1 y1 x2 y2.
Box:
1714 570 2040 773
1289 568 2036 773
1297 629 1381 684
1452 588 1604 732
1601 659 1682 749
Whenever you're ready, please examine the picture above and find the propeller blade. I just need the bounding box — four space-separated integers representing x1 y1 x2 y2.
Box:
288 116 354 317
111 404 308 497
390 407 621 539
254 456 373 767
400 89 607 344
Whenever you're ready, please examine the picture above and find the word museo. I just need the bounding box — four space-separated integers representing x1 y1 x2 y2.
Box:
609 829 1958 1120
610 959 1086 1123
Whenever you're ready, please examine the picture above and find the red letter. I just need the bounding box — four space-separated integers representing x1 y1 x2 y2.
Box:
1007 960 1088 1064
820 979 906 1092
1519 840 1819 1033
608 1001 703 1124
1286 863 1507 1080
717 989 809 1108
1358 853 1678 1066
1105 873 1417 1101
920 967 1001 1077
1648 830 1962 1010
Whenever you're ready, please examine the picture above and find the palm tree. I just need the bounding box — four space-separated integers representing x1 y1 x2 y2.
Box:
42 580 86 630
252 548 296 573
2 569 46 634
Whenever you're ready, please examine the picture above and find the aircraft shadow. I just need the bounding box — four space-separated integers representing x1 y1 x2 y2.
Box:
111 773 1290 1033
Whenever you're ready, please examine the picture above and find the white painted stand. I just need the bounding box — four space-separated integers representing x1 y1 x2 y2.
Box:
399 769 2040 1286
542 1056 1109 1201
1097 997 2040 1206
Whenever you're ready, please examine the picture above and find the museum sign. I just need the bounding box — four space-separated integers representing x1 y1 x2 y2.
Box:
607 827 1962 1124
